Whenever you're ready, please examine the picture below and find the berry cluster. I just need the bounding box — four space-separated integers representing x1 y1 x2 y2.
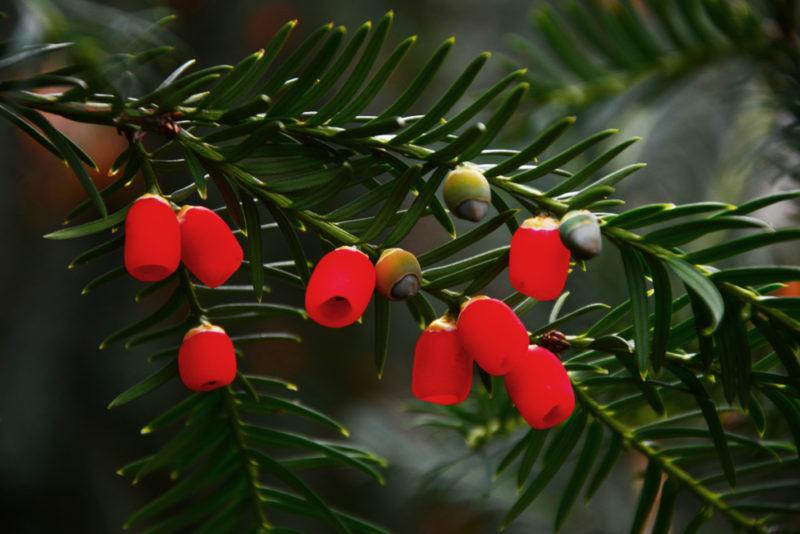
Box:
123 194 243 392
303 167 603 430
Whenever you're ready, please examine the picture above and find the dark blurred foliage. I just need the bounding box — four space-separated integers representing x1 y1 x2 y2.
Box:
0 1 796 532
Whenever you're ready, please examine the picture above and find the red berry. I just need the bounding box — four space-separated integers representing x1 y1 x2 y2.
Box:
124 194 181 282
412 317 472 405
305 247 376 328
509 216 570 301
178 206 243 288
456 296 528 376
504 345 574 429
178 324 237 392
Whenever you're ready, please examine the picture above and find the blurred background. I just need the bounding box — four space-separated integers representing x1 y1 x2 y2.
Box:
0 0 796 532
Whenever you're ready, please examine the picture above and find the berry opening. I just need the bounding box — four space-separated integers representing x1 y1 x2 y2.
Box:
319 295 352 321
542 405 562 426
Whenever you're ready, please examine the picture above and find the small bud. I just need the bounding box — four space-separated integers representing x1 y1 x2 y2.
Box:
178 323 236 392
539 330 571 354
456 296 529 376
504 345 574 429
124 194 181 282
509 216 570 301
375 248 422 301
305 246 376 328
178 206 243 288
412 316 473 405
442 165 491 222
560 210 602 260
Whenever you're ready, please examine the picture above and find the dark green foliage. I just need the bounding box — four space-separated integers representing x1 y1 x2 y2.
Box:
1 2 799 532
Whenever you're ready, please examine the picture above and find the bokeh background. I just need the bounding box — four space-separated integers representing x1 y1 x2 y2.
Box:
0 0 796 532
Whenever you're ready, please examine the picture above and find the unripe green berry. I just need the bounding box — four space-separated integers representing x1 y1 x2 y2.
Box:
442 165 491 222
559 210 602 260
375 248 422 301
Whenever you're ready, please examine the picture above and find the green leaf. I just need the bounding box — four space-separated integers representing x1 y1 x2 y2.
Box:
503 410 587 528
548 138 640 196
240 195 265 302
665 363 736 487
723 190 800 216
415 68 527 145
0 42 72 71
268 26 347 117
140 393 206 434
244 426 382 483
758 388 800 455
711 266 800 286
644 254 672 373
290 162 356 210
486 116 575 178
585 431 623 499
517 429 549 489
619 245 650 377
383 167 449 246
223 120 285 162
374 296 390 379
81 266 127 295
370 36 454 122
644 216 770 248
629 461 662 534
230 20 298 105
555 420 603 530
408 293 437 327
206 302 306 320
512 129 618 183
68 233 124 268
107 360 178 409
391 51 490 144
495 430 533 479
663 255 724 334
459 82 529 161
307 12 394 127
358 164 422 243
261 22 333 97
181 144 208 199
612 202 734 229
602 203 673 229
295 21 372 116
751 314 800 379
101 289 185 349
263 202 311 283
331 35 416 124
417 209 518 267
237 395 348 436
532 302 611 337
714 296 752 406
13 105 106 217
425 122 485 163
686 229 800 264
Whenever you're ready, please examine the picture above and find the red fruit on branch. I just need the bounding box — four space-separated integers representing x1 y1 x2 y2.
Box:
124 194 181 282
178 323 237 392
412 316 473 405
504 345 574 429
178 206 243 288
305 246 376 328
456 296 529 376
509 216 571 301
